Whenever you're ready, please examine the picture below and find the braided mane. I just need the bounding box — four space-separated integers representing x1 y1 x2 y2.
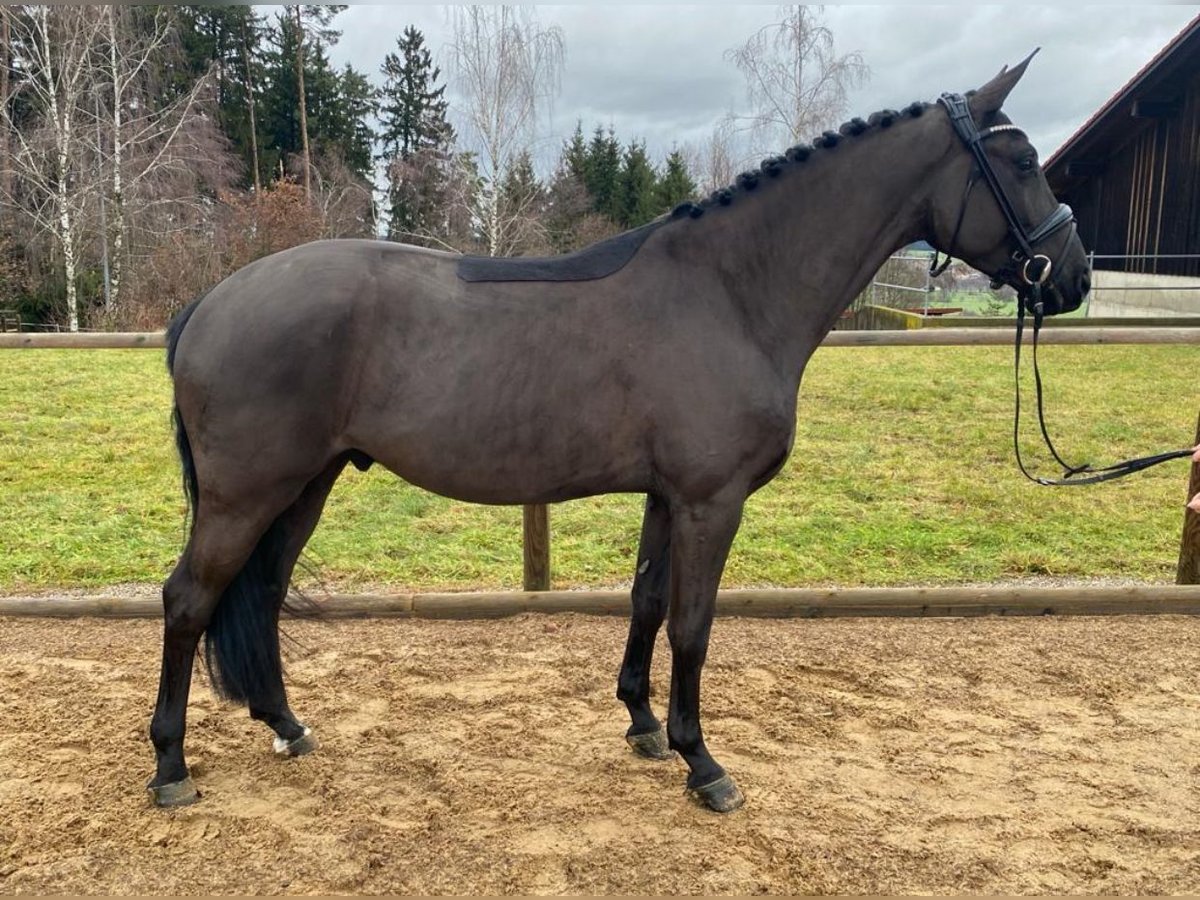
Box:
669 102 932 222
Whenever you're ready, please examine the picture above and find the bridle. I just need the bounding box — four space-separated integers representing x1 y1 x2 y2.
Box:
934 92 1192 486
930 92 1074 291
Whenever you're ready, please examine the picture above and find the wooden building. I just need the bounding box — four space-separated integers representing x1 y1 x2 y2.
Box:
1044 14 1200 277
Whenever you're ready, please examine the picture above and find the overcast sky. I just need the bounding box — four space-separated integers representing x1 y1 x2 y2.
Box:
323 4 1199 175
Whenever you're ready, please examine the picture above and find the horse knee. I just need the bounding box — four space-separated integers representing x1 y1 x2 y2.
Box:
666 623 710 667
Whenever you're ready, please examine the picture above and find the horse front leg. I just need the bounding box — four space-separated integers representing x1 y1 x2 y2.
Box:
667 493 746 812
617 494 672 759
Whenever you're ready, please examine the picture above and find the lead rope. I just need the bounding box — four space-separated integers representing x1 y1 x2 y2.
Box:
1012 286 1193 486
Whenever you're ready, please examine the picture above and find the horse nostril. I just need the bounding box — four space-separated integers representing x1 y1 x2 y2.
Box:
1079 273 1091 296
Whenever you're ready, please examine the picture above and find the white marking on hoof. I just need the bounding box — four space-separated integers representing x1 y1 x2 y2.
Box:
274 726 312 756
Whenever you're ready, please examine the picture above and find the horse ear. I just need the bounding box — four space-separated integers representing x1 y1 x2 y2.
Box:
969 49 1039 119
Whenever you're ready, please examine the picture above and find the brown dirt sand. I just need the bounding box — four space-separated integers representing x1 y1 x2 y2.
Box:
2 612 1200 895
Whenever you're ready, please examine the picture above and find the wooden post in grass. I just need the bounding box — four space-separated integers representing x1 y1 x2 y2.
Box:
523 503 550 591
1177 412 1200 584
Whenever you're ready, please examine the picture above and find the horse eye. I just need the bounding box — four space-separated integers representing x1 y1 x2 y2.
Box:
1017 157 1037 173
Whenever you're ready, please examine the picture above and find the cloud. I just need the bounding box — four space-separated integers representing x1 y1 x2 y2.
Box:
330 5 1198 169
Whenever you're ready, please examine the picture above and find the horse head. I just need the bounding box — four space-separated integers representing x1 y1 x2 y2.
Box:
926 53 1091 316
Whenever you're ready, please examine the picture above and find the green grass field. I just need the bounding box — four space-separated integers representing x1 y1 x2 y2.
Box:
1 345 1195 592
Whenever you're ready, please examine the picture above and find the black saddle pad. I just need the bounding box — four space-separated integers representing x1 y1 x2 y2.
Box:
456 222 660 283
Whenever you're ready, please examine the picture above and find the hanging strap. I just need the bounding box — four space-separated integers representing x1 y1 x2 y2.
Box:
1010 286 1193 486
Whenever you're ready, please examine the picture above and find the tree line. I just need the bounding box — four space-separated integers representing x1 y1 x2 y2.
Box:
0 5 865 332
0 5 701 331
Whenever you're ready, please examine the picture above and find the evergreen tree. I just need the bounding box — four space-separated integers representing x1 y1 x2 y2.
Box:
260 15 305 180
543 127 595 254
259 9 375 186
618 140 659 228
583 124 621 222
174 6 268 189
500 150 541 211
378 27 450 160
496 149 546 256
377 26 455 243
313 63 376 180
656 149 698 211
287 5 347 198
561 121 587 180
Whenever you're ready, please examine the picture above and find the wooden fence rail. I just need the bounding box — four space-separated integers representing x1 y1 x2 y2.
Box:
5 585 1200 621
6 326 1200 350
5 327 1200 593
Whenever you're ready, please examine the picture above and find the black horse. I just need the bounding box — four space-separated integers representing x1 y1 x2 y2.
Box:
149 57 1090 812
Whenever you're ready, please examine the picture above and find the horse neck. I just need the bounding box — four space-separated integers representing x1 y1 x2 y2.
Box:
678 115 948 378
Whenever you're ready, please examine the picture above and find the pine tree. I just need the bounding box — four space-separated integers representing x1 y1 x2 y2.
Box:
259 9 373 187
561 121 587 180
496 149 546 256
583 124 621 222
379 27 450 160
377 26 455 243
321 64 377 181
260 17 304 180
656 149 698 211
543 125 594 253
618 140 659 228
174 6 268 189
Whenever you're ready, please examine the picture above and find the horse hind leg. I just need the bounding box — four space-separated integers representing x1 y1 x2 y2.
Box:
149 488 300 807
242 457 348 757
616 494 673 760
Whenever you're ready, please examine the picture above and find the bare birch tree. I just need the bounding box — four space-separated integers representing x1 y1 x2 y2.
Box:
309 151 374 239
724 5 868 157
447 6 564 257
1 7 11 209
685 118 737 195
100 5 215 312
1 6 105 331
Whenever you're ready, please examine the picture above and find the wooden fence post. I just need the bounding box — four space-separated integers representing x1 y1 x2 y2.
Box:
1176 412 1200 584
523 503 550 591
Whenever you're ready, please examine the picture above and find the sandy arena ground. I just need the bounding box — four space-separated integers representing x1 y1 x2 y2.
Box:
3 611 1200 894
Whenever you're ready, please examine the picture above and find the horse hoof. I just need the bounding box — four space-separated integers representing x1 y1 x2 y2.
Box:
690 773 745 813
148 776 199 808
626 728 672 760
273 726 319 757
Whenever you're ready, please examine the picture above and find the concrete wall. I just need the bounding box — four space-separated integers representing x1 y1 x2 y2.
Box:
1087 271 1200 317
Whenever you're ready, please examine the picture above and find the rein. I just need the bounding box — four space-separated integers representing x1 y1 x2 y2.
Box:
1011 289 1193 486
935 92 1193 487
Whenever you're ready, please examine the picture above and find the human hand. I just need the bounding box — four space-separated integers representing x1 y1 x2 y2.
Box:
1189 447 1200 511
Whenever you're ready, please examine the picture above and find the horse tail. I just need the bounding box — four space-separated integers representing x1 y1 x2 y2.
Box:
165 293 292 704
165 296 204 534
203 515 294 704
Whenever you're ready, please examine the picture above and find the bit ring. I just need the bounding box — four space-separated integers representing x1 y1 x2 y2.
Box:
1023 254 1053 285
